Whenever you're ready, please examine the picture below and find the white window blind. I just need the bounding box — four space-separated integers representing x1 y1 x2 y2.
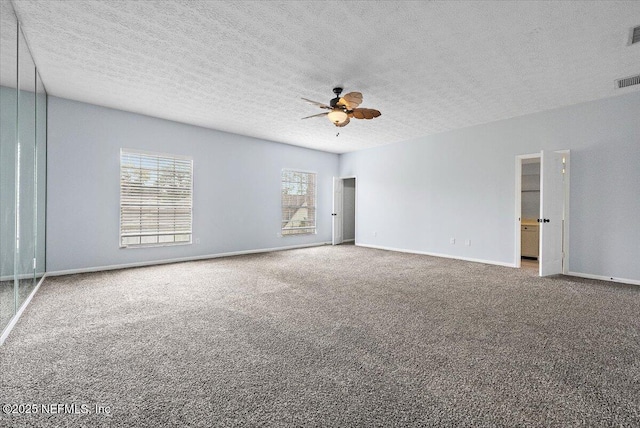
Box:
120 149 193 247
281 170 316 235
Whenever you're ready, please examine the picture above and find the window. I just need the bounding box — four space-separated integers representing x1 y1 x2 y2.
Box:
281 170 316 235
120 149 193 247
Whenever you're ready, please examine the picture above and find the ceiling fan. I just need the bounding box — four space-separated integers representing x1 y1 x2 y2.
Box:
302 87 381 127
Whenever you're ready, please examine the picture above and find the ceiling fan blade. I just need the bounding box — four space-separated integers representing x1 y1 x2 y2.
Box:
337 92 363 110
301 112 329 119
301 98 331 109
350 108 381 120
335 117 350 127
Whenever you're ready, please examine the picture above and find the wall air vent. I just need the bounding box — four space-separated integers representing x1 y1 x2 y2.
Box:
632 26 640 44
615 74 640 89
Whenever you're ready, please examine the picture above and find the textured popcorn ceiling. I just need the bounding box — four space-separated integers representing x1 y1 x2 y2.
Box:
1 0 18 87
9 0 640 153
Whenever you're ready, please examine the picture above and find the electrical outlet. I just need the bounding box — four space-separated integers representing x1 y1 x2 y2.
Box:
465 239 471 247
195 238 201 244
373 231 377 237
450 238 455 245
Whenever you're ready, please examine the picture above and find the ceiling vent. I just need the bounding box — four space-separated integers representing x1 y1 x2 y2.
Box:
632 26 640 44
615 74 640 89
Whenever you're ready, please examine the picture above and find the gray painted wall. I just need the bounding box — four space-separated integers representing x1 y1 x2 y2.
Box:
47 97 339 273
343 178 355 241
340 92 640 282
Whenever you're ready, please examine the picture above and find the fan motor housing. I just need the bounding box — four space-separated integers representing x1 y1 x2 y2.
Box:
330 87 343 107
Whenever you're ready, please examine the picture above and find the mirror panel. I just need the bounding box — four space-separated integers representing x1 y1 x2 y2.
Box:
16 26 37 310
0 3 47 339
35 72 46 282
0 0 18 332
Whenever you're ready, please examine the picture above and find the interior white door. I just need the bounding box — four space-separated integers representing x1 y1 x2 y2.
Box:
332 177 343 245
539 150 565 276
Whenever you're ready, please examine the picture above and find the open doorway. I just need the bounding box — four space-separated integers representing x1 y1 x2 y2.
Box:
342 178 356 243
520 158 541 271
332 177 356 245
515 151 570 276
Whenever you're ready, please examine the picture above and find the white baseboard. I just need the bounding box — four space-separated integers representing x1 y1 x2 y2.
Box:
355 243 639 286
356 243 517 268
343 239 355 243
567 271 640 286
0 274 46 346
46 242 332 277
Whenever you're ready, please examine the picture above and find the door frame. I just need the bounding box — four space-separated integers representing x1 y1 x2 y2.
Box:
332 176 357 245
514 151 570 274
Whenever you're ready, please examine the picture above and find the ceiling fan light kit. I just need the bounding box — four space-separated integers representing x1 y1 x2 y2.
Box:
302 87 381 127
327 109 348 125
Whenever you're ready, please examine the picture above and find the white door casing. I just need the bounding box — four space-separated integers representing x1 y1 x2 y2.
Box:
332 177 343 245
539 150 565 276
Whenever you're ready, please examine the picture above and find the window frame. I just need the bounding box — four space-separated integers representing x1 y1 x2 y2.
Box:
119 148 194 249
281 168 317 236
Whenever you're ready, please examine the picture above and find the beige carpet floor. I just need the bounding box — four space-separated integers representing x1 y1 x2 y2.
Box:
1 245 639 427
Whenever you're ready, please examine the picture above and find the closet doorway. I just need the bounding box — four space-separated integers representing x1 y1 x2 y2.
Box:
515 151 570 276
520 158 541 270
332 177 356 245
